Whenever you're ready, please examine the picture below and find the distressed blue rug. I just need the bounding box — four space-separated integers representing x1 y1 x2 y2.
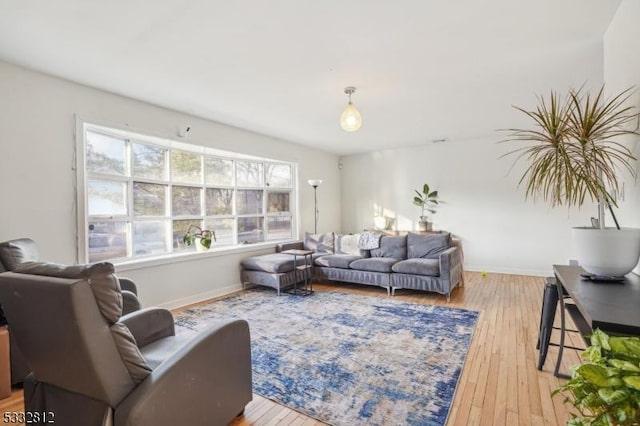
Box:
174 290 478 425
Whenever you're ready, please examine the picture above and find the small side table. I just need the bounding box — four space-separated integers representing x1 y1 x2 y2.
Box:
281 249 314 296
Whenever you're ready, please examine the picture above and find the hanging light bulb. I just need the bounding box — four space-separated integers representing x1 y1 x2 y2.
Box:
340 87 362 132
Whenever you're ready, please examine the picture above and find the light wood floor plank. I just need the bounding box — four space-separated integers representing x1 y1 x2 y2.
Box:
0 271 580 425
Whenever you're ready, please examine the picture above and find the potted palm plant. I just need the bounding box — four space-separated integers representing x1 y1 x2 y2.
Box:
413 183 439 231
183 225 216 251
502 85 640 276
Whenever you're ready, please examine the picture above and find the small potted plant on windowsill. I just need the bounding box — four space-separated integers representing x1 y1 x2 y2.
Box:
183 225 216 251
413 183 440 232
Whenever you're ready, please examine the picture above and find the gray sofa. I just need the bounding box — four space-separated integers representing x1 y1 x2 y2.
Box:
241 232 464 300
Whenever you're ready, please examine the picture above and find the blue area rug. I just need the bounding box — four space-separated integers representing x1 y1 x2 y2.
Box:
174 290 478 425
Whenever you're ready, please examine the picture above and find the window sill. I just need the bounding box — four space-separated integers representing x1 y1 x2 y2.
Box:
114 240 296 272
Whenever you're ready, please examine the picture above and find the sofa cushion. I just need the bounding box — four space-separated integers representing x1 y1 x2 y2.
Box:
241 253 305 273
0 238 40 271
314 254 363 269
370 236 407 259
304 232 335 253
392 258 440 276
349 257 399 273
407 232 451 259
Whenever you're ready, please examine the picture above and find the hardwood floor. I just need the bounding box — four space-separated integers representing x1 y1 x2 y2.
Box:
1 271 583 425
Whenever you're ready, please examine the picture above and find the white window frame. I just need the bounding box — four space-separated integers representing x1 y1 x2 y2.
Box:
75 118 298 264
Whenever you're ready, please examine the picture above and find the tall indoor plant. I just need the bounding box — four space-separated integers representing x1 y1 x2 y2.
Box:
502 85 640 276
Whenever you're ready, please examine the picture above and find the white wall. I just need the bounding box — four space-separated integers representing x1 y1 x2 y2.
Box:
340 138 598 276
340 42 609 276
604 0 640 273
0 61 341 307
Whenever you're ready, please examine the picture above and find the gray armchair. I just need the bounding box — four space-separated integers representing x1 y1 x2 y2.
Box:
0 238 142 384
0 262 252 426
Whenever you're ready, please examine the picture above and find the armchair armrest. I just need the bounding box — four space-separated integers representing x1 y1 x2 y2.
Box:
114 319 252 426
122 290 141 315
276 241 304 252
119 308 175 347
118 277 138 295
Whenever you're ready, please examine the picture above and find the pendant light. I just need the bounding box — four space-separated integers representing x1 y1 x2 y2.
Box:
340 87 362 132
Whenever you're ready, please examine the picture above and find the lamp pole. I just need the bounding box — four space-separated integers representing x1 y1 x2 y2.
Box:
307 179 323 234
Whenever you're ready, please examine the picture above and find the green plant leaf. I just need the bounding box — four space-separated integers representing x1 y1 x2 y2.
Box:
577 364 623 387
610 336 640 360
422 183 430 195
200 237 212 249
427 190 438 198
591 329 611 351
622 375 640 391
609 359 640 373
597 388 628 405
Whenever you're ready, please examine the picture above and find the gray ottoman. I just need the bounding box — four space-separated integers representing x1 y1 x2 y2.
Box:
240 253 306 295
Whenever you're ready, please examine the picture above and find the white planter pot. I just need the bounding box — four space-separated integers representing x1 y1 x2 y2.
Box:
572 227 640 276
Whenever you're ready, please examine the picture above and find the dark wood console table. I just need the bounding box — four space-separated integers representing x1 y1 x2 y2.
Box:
551 265 640 377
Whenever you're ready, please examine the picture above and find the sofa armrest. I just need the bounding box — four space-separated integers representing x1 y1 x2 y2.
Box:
119 307 175 347
439 246 463 293
276 241 304 252
114 319 252 426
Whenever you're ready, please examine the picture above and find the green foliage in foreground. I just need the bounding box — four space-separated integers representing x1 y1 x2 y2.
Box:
554 329 640 425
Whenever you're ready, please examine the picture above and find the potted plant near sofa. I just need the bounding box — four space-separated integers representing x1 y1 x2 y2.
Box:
183 225 216 251
502 85 640 277
413 183 439 232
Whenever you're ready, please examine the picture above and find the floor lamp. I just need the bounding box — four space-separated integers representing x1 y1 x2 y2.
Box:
307 179 322 234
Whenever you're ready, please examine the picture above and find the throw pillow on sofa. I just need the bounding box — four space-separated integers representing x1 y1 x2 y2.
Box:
407 232 451 259
370 235 407 259
304 232 335 253
335 233 367 257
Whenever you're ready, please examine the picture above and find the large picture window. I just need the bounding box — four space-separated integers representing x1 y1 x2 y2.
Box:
78 124 297 263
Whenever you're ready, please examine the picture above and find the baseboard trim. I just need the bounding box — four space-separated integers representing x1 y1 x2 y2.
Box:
464 265 552 277
158 283 244 310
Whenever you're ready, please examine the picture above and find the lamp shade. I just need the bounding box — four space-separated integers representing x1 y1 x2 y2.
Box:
340 103 362 132
307 179 323 187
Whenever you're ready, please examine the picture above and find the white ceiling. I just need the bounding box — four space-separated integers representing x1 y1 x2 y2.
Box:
0 1 622 155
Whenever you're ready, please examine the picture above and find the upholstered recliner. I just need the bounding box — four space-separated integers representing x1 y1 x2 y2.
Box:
0 262 252 426
0 238 142 385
